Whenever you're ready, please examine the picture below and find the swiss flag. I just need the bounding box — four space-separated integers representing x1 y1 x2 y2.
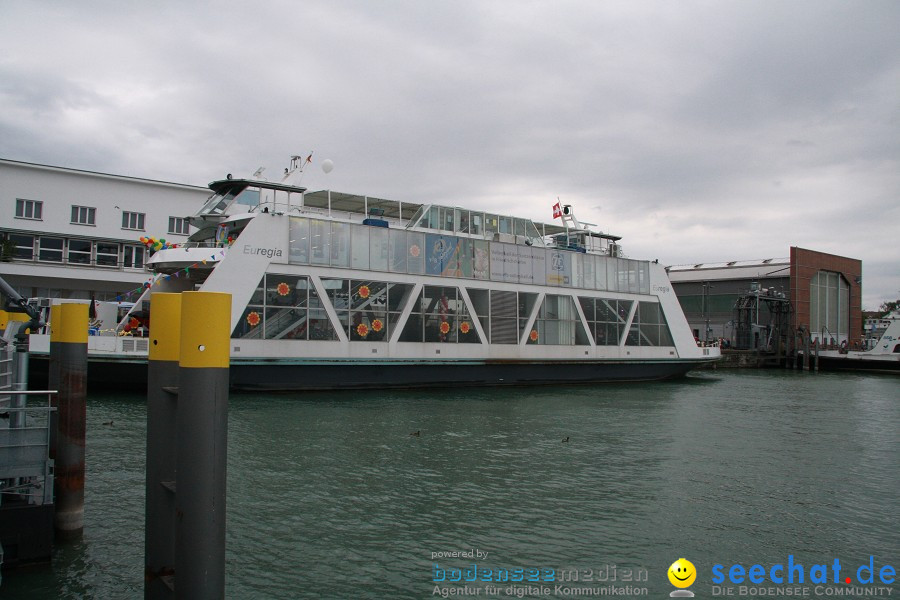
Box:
552 202 562 219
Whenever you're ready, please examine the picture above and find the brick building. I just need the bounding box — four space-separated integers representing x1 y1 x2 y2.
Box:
669 247 862 348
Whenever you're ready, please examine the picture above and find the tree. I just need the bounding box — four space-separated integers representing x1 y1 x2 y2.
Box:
880 298 899 315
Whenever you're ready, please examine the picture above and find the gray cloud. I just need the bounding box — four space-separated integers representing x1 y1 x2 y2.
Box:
1 0 897 307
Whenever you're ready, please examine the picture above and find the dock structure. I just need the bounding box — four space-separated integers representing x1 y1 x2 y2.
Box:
50 303 88 539
0 327 56 567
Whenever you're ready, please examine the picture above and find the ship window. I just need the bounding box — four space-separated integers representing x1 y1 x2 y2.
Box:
466 288 490 337
348 281 388 341
518 292 539 342
289 217 309 264
471 213 483 236
456 210 469 234
351 225 369 270
233 275 266 340
583 254 595 289
625 301 674 346
264 276 311 340
309 219 330 265
389 229 407 273
579 297 632 346
407 232 425 274
330 222 350 268
529 295 589 345
485 214 499 236
399 285 481 344
231 275 341 341
369 227 389 271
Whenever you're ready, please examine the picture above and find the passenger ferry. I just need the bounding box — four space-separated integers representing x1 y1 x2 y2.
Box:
32 160 721 390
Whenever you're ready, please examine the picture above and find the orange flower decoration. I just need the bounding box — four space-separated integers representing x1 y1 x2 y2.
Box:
410 245 420 257
358 285 370 299
440 321 450 335
247 311 261 327
529 329 539 342
371 319 383 332
460 321 471 334
277 282 290 296
356 323 369 337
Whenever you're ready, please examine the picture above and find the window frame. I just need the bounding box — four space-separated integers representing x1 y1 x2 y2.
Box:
168 216 190 235
15 198 43 220
122 211 146 231
71 205 97 226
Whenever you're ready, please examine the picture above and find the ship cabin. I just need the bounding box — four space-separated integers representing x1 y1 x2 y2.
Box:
182 177 623 258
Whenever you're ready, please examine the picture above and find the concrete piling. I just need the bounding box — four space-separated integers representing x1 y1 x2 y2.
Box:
52 302 88 540
174 291 231 599
145 293 182 599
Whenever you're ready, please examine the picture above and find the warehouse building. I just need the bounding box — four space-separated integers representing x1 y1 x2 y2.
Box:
668 248 862 350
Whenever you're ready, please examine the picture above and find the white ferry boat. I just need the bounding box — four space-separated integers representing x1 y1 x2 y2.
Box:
31 163 721 390
815 311 900 375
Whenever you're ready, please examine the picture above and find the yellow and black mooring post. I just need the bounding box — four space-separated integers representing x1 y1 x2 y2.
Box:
145 293 182 599
52 302 88 540
174 291 231 599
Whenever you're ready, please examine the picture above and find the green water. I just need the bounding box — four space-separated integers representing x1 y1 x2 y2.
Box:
2 370 897 599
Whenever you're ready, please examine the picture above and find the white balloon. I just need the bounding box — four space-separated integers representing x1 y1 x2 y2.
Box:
321 159 334 174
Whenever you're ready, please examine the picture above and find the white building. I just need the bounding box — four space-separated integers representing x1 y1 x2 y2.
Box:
0 158 210 301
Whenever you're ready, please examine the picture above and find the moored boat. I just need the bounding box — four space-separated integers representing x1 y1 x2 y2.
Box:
30 160 722 390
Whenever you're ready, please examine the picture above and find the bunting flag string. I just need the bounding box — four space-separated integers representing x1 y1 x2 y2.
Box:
111 249 227 302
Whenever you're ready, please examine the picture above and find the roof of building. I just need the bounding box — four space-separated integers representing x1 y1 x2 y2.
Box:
0 157 209 192
666 258 790 282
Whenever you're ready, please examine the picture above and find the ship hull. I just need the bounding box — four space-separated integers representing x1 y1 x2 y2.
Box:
815 355 900 375
29 354 713 391
229 358 707 391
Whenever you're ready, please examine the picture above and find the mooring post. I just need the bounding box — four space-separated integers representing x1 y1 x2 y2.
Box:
814 339 819 372
145 293 182 599
53 302 88 540
175 291 231 599
48 304 62 459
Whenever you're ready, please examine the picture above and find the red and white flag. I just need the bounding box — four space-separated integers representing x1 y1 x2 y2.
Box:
552 202 562 219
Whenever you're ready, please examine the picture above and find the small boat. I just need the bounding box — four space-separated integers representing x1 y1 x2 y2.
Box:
815 311 900 375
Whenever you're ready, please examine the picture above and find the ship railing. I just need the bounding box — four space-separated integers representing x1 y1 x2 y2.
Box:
0 390 56 506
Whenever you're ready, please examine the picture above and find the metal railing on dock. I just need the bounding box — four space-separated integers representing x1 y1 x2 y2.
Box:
0 390 56 507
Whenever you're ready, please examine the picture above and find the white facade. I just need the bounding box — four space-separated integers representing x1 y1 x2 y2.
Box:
0 158 211 300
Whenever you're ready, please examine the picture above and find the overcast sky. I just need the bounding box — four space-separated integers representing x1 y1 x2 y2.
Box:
1 1 897 308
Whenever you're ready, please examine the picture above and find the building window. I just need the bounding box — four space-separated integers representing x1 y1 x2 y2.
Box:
809 271 850 343
6 233 35 259
122 211 145 231
38 236 64 262
168 216 190 235
68 239 92 264
71 205 96 226
123 245 145 269
15 199 43 220
95 241 119 267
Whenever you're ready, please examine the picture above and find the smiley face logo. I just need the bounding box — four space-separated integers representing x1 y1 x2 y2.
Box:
668 558 696 588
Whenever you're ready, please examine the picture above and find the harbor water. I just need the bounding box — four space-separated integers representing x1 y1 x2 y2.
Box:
2 370 897 599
